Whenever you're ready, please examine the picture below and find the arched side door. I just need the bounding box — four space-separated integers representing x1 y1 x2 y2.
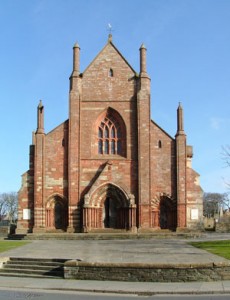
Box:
46 196 68 231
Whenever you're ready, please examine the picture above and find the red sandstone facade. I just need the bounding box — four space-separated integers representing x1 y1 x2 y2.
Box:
17 35 203 234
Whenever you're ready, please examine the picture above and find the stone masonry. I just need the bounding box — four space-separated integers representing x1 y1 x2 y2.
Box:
17 34 203 234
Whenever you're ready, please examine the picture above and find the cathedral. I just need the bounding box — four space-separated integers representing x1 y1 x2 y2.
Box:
17 35 203 234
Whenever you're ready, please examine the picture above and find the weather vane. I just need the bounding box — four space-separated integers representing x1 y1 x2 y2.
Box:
107 23 113 34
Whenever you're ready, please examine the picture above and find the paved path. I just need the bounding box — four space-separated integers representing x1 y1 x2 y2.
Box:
0 276 230 295
0 235 229 265
0 233 230 295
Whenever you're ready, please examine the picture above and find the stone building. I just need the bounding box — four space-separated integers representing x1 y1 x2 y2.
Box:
17 35 203 234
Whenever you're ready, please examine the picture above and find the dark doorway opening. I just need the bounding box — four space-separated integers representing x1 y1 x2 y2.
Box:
160 197 177 230
46 196 68 231
104 197 118 228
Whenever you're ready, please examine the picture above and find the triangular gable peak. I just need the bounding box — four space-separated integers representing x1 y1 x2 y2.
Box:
83 35 137 76
151 119 174 140
81 35 138 102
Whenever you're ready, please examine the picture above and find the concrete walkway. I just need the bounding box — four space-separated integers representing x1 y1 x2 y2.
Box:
0 276 230 295
0 233 230 295
0 236 229 265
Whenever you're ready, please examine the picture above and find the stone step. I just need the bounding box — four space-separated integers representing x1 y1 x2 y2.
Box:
0 267 63 277
0 272 60 279
8 231 203 240
9 257 66 263
7 260 64 267
0 257 67 279
4 263 63 272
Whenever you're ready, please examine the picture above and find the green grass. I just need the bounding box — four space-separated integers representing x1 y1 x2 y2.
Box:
190 240 230 260
0 241 29 253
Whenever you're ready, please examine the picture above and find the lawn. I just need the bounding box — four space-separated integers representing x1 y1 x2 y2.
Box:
0 240 29 253
190 240 230 260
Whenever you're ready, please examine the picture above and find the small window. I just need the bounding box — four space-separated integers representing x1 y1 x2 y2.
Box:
109 68 114 77
158 140 162 148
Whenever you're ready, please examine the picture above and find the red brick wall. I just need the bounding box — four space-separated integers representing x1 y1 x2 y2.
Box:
44 121 68 199
82 43 136 102
150 121 176 198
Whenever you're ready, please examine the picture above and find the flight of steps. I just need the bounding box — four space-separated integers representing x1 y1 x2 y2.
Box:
8 230 203 240
0 257 67 279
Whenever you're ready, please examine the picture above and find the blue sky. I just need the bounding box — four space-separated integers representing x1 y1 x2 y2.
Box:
0 0 229 193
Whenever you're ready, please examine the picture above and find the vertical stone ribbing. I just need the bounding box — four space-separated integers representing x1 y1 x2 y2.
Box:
68 43 81 232
175 103 187 228
34 102 45 231
137 44 151 229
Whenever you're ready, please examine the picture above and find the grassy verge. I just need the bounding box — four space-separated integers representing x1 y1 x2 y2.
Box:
0 241 29 253
190 240 230 260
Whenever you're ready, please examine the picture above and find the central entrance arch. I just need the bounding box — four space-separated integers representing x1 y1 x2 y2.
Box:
83 183 136 232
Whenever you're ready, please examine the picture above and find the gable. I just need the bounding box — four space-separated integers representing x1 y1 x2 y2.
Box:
150 120 174 141
82 41 137 102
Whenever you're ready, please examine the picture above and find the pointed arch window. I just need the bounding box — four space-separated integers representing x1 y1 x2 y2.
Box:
98 116 123 155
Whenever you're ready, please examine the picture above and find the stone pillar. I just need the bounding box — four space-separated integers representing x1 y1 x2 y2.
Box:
68 42 81 232
137 44 151 229
33 101 46 232
83 206 91 233
128 205 137 232
175 103 187 229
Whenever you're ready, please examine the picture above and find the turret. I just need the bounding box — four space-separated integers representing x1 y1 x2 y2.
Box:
139 44 148 76
36 100 44 134
72 42 80 76
175 102 187 229
68 41 82 232
176 102 185 135
137 43 151 229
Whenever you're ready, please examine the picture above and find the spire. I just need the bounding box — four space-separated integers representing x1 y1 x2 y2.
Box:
176 102 185 135
139 43 147 75
36 100 44 134
73 41 80 76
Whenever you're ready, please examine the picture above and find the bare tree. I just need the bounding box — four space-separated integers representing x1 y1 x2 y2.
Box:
222 145 230 191
222 145 230 168
203 192 228 217
0 196 7 221
0 192 18 223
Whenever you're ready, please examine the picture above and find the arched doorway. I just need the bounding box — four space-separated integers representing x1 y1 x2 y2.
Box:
160 196 177 230
46 196 68 231
83 183 136 232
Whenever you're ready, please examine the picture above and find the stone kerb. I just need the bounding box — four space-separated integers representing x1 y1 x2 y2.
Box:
64 260 230 282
